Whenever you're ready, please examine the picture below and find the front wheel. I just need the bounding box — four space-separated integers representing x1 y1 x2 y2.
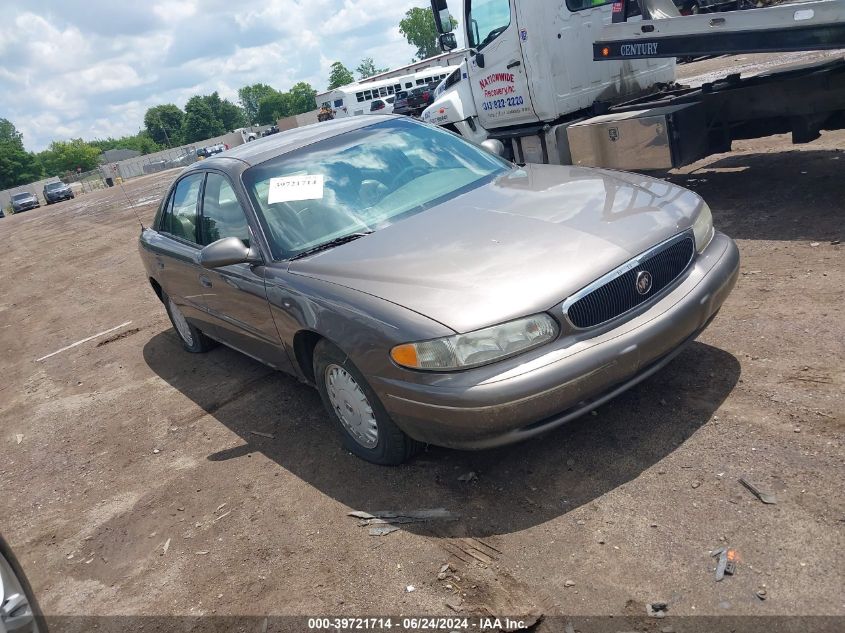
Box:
163 291 216 353
313 340 419 465
1 535 47 633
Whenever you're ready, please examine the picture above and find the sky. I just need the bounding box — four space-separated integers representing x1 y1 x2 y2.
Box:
0 0 426 151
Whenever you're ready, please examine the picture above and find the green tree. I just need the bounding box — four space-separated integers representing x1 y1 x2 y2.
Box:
181 97 226 143
287 82 318 115
217 98 247 131
144 104 184 147
356 58 389 80
257 92 291 125
0 118 25 146
89 131 160 155
39 139 101 176
238 83 278 123
399 6 445 61
327 62 354 89
0 118 42 190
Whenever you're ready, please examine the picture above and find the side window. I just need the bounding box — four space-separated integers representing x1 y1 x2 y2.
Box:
566 0 612 10
200 173 251 247
467 0 512 50
162 173 203 243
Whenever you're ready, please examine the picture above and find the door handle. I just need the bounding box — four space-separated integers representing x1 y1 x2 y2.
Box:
506 60 521 69
199 275 213 288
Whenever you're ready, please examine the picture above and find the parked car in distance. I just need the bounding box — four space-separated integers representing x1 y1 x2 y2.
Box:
369 98 394 114
10 191 39 213
393 90 412 116
406 84 438 114
42 181 75 204
1 533 46 632
263 125 279 137
139 115 739 465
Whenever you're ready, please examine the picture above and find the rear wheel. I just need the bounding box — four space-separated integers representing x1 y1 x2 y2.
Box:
163 292 216 353
313 340 419 465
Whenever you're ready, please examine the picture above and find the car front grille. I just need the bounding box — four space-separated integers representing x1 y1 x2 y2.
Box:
565 233 695 329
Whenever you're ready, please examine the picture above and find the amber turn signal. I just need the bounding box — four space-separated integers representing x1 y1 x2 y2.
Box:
390 344 419 368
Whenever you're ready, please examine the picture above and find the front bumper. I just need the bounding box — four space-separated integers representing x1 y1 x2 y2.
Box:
46 192 73 202
371 231 740 449
13 202 39 212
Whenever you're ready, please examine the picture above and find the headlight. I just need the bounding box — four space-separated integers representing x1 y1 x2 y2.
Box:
391 313 559 371
693 202 714 253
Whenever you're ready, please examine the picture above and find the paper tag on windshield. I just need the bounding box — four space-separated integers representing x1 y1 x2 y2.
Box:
267 174 324 204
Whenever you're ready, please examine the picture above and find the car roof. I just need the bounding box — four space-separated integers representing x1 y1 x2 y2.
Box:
193 115 398 171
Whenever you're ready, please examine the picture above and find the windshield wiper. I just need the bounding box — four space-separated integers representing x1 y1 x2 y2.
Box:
289 231 374 260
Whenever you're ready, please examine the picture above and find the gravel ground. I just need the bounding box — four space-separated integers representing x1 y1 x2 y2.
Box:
0 55 842 632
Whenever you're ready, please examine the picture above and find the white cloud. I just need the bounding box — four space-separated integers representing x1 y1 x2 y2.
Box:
0 0 423 150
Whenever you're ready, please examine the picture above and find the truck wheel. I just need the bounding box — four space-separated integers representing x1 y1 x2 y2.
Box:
313 340 419 465
163 291 216 353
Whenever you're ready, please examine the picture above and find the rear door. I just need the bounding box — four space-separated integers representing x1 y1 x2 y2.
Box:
197 171 291 371
152 172 216 333
465 0 538 129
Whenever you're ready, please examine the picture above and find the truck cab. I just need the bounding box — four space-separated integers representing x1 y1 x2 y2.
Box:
426 0 675 162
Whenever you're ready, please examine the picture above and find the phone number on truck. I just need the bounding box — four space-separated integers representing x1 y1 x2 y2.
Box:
481 95 524 110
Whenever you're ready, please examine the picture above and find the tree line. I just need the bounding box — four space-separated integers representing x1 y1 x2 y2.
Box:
1 6 443 190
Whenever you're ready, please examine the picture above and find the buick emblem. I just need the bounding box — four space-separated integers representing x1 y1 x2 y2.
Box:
635 270 653 295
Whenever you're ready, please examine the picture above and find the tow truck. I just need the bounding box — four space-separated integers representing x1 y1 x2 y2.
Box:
423 0 845 169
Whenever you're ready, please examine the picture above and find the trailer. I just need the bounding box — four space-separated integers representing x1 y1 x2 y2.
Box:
568 0 845 169
424 0 845 170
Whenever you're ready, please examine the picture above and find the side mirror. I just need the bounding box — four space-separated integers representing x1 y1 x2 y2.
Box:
439 32 458 51
431 1 453 33
475 52 485 69
481 139 506 157
199 237 261 269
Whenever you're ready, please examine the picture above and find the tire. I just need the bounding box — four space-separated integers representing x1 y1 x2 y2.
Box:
0 534 48 633
162 291 216 353
313 339 419 465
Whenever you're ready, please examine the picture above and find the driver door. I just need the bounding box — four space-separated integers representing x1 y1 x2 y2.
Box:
465 0 538 129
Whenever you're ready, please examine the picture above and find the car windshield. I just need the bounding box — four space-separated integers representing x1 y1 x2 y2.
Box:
45 182 65 190
242 118 510 259
12 193 30 200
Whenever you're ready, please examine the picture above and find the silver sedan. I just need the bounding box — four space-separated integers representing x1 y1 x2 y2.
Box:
139 115 739 464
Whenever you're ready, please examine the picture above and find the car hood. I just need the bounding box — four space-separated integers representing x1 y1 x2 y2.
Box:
289 164 705 333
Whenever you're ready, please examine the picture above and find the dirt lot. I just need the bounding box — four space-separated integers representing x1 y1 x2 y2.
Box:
1 56 843 632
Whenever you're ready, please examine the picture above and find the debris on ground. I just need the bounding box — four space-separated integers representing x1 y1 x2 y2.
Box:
369 526 399 537
756 587 768 600
564 579 575 587
647 601 669 618
15 434 23 444
152 448 160 454
161 538 171 556
457 471 478 482
445 596 463 611
711 546 738 581
348 508 458 526
437 563 454 580
739 477 778 504
691 480 701 489
405 585 415 593
249 430 275 439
